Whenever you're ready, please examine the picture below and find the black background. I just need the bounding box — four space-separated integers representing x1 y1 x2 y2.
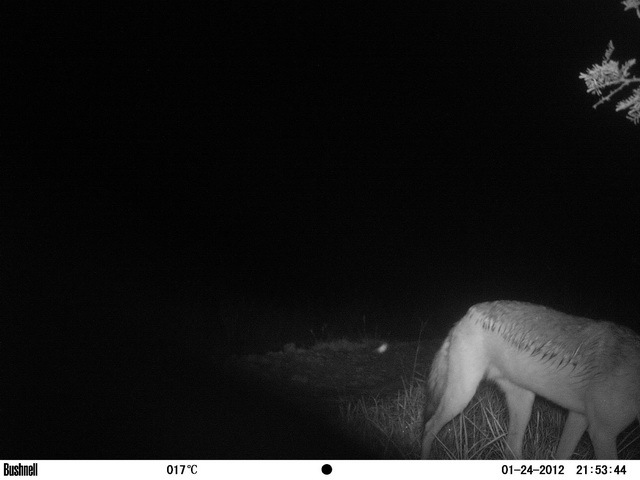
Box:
4 1 640 458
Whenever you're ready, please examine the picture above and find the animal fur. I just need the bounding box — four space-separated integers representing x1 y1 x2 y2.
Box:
421 301 640 459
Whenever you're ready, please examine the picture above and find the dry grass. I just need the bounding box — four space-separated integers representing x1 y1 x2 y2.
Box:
338 345 640 460
340 378 425 458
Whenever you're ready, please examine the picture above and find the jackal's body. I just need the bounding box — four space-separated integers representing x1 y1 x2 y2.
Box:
421 301 640 459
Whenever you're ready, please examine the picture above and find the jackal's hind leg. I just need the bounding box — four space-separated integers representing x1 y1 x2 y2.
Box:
421 381 480 459
589 429 618 460
495 379 535 459
555 411 588 459
421 351 485 458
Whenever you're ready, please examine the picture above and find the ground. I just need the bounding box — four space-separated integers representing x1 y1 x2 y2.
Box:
223 338 440 458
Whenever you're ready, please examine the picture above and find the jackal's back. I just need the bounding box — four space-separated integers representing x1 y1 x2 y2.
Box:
469 301 640 384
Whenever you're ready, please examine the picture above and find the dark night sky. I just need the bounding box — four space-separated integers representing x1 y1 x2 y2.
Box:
4 1 640 458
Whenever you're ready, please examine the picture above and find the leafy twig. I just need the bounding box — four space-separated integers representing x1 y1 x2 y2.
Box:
579 41 640 124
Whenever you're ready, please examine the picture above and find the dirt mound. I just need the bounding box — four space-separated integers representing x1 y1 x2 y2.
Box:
227 339 440 404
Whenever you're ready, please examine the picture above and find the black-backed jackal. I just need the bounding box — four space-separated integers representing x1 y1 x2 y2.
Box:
421 301 640 459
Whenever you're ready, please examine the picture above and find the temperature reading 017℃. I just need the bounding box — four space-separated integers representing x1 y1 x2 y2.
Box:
167 464 198 475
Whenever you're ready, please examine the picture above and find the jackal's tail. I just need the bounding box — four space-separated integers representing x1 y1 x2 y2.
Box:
423 334 452 424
